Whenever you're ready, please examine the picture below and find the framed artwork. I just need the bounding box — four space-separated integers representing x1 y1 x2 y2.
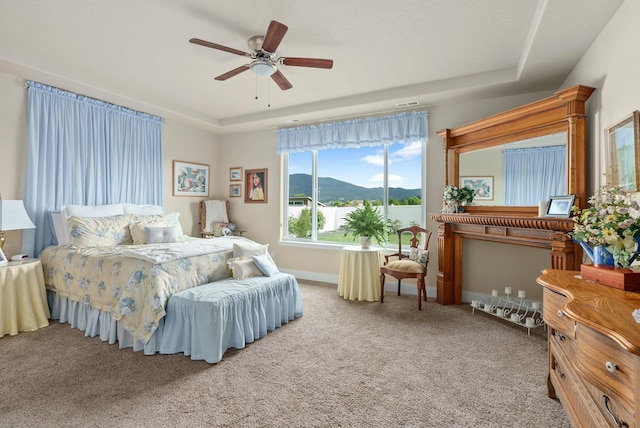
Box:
545 195 575 218
245 168 267 203
0 247 7 265
605 111 640 191
229 184 242 198
460 176 493 200
173 160 209 197
230 166 243 182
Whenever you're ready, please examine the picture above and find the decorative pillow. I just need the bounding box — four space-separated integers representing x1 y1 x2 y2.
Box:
409 248 429 266
252 253 279 277
227 256 263 280
122 204 163 215
129 212 184 243
213 222 236 237
66 214 133 247
145 226 179 244
233 241 275 265
61 203 125 219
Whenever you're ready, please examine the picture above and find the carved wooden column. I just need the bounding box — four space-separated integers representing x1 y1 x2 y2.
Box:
436 222 454 305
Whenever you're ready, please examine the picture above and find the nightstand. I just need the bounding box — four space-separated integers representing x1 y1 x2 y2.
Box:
0 258 50 337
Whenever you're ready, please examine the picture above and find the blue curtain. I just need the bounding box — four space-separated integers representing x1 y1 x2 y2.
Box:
22 81 164 256
503 145 565 205
276 111 428 153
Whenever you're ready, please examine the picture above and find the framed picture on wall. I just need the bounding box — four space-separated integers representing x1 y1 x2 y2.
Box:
245 168 267 203
545 195 575 218
460 176 493 200
229 166 243 181
172 160 209 197
229 184 241 198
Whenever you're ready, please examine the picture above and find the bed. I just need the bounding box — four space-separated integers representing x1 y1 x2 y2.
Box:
41 204 302 357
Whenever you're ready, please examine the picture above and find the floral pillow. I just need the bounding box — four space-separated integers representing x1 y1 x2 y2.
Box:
409 248 429 267
213 221 236 237
66 214 133 247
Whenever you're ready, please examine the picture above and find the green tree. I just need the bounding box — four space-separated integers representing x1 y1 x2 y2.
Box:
406 196 421 205
288 208 326 238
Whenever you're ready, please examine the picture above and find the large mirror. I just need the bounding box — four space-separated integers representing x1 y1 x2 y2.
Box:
438 84 595 216
605 110 640 191
459 132 567 206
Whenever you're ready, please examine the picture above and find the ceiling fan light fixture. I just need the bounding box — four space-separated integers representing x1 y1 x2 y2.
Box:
250 60 277 76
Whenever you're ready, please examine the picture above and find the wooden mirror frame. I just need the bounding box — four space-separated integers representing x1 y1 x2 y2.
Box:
438 85 595 216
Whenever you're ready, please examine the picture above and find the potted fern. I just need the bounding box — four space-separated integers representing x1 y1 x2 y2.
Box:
342 200 387 248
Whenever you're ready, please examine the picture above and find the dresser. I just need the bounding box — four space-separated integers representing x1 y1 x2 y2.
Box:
537 269 640 427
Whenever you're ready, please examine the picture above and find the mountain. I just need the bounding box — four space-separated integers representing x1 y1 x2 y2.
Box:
288 173 421 203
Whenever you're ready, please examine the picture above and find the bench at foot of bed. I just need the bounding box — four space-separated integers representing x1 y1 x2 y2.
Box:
159 272 304 363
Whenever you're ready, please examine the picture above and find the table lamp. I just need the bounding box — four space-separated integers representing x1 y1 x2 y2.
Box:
0 194 36 250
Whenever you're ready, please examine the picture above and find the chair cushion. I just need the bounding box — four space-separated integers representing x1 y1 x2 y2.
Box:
384 260 424 273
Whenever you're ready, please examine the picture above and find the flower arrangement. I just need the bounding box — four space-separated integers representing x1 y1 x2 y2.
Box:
570 185 640 268
443 184 475 206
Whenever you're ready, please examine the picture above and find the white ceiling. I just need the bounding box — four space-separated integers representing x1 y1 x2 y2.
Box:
0 0 624 134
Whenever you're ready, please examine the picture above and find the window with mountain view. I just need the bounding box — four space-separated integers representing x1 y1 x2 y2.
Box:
284 141 424 245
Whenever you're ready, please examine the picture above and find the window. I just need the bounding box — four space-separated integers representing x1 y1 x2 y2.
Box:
284 141 425 246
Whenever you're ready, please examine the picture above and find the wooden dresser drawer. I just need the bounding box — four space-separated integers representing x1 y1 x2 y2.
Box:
576 323 638 408
583 377 635 428
550 340 610 427
543 288 575 338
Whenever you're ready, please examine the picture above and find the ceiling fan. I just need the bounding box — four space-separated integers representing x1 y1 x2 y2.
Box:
190 20 333 90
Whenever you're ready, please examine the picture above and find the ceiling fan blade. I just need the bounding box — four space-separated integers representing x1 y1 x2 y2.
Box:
282 57 334 69
261 20 288 53
189 38 249 57
215 65 250 81
271 70 293 90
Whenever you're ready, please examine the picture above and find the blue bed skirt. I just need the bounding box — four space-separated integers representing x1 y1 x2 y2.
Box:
46 272 304 361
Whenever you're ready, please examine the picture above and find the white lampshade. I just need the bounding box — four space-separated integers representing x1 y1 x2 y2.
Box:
0 200 36 231
250 60 277 77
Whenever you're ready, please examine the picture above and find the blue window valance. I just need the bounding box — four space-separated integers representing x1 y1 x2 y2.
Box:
276 111 428 154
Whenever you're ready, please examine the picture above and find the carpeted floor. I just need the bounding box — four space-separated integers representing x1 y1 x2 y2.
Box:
0 280 569 427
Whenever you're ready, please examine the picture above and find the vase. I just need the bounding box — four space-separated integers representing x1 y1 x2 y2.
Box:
360 236 371 249
457 206 466 213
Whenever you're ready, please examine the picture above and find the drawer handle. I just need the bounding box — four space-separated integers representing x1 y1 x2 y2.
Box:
605 361 617 373
554 332 566 341
555 364 565 379
603 395 628 427
557 309 564 317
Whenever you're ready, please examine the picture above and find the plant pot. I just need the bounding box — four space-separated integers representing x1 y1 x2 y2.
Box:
360 236 371 249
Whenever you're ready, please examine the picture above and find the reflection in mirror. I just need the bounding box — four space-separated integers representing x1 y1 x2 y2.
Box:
606 111 640 192
459 132 567 206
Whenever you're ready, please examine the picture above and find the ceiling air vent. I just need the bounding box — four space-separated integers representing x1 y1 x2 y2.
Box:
396 101 420 108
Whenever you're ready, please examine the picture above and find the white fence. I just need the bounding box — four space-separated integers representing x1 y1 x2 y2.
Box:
288 205 423 233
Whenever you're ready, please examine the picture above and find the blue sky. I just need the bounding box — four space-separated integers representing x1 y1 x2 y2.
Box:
289 142 422 189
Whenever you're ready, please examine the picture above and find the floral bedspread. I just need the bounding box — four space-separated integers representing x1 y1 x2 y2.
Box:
40 237 243 343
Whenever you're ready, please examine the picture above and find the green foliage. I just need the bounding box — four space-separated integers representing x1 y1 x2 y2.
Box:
406 196 421 205
288 208 326 238
342 200 387 244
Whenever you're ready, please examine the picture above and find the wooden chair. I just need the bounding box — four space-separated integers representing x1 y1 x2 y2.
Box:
199 200 240 238
380 226 432 310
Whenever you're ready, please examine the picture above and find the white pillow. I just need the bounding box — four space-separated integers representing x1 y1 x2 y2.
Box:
227 256 263 280
50 212 69 246
122 204 164 215
232 241 275 265
61 204 125 219
130 221 169 245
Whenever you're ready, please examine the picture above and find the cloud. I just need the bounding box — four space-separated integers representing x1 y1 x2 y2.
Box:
392 141 422 161
362 154 385 166
368 173 405 187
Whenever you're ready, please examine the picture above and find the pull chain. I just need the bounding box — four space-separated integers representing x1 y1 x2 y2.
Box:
255 73 258 100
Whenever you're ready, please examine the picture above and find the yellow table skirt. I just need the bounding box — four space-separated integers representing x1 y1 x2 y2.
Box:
337 247 381 302
0 259 50 337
